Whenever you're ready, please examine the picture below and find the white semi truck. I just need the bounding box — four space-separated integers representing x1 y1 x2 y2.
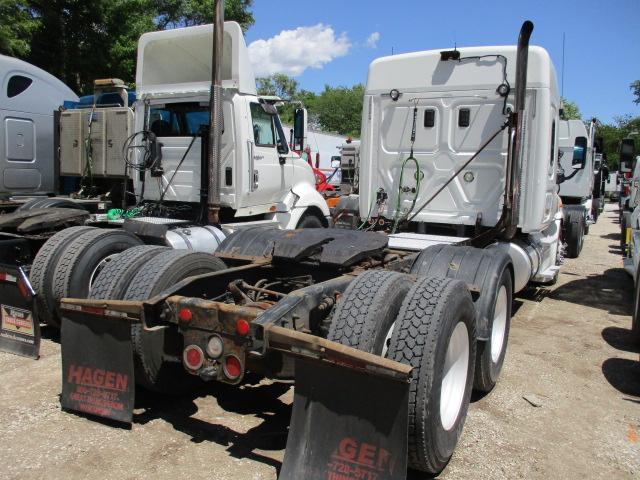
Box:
556 119 596 257
0 21 329 335
53 19 565 478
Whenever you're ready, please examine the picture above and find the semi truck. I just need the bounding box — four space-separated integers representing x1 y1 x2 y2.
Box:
556 119 596 258
0 55 79 199
54 17 564 478
0 20 330 354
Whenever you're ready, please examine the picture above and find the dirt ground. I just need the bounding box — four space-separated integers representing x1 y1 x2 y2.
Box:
1 202 639 480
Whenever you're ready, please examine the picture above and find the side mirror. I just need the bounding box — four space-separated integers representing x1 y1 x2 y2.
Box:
572 136 587 169
293 108 307 151
331 156 341 169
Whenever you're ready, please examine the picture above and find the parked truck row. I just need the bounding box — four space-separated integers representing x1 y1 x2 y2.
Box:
0 9 598 479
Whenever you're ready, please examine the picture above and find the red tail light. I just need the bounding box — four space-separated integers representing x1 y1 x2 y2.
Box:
236 318 250 336
223 355 242 380
178 308 192 322
183 345 204 370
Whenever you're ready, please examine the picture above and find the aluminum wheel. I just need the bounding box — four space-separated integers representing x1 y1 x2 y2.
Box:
88 253 119 292
382 322 395 357
440 321 470 431
491 286 508 363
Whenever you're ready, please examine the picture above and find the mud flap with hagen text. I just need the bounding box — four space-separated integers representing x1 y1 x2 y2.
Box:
60 301 136 423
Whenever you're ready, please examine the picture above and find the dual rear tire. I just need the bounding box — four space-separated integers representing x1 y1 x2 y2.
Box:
90 248 228 394
328 270 477 474
30 227 142 327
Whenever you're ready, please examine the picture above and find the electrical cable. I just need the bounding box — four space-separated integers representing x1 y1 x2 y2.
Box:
457 54 510 114
408 121 509 222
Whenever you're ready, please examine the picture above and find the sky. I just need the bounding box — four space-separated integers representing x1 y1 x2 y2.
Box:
244 0 640 124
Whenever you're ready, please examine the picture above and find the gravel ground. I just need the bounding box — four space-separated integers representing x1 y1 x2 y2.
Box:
0 202 638 479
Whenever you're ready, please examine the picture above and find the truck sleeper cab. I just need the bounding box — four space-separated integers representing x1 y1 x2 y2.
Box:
0 55 78 197
355 43 561 287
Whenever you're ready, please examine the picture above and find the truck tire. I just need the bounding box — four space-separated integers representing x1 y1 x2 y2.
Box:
124 250 227 394
327 270 413 354
591 199 599 224
30 226 96 327
50 229 143 325
17 197 83 211
89 245 170 300
565 209 585 258
621 211 631 251
386 276 476 475
411 244 513 392
296 213 324 229
633 277 640 345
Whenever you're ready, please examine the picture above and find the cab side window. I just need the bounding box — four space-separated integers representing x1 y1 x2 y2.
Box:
7 75 33 98
250 103 275 147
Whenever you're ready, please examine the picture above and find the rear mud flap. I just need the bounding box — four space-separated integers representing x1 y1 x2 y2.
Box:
280 357 409 480
0 264 39 359
61 311 135 423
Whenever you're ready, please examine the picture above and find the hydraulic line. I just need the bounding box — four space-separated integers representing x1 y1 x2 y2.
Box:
392 104 421 233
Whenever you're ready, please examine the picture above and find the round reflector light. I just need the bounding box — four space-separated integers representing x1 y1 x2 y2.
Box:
236 318 250 336
223 355 242 380
178 308 192 322
183 345 204 370
206 335 224 358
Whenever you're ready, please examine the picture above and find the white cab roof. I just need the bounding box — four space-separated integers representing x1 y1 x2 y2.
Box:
366 45 557 95
558 119 588 146
136 21 256 97
0 54 77 114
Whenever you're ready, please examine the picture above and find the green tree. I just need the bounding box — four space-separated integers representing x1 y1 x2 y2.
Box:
0 0 37 57
2 0 254 94
595 115 640 170
256 73 299 99
560 98 581 120
314 84 365 137
155 0 253 31
631 80 640 105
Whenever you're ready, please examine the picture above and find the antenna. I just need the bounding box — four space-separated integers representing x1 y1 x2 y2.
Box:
391 46 394 55
561 32 565 98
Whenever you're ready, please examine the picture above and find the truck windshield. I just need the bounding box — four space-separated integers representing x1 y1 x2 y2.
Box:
149 102 209 137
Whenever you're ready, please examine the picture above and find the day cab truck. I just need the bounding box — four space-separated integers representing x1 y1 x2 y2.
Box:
0 20 329 353
54 17 564 479
556 119 597 258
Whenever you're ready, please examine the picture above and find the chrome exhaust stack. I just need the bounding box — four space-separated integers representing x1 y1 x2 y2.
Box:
503 20 533 239
207 0 225 224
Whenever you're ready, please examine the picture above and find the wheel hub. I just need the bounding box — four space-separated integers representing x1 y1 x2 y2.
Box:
491 286 508 363
440 321 469 431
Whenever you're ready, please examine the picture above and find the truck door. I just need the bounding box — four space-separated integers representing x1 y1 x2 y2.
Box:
244 100 293 207
1 74 49 195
